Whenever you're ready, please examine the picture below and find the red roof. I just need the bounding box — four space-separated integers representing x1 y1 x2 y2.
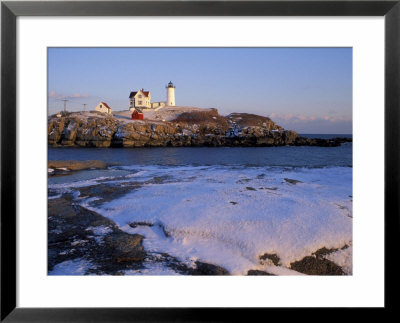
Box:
129 89 150 98
101 102 112 110
140 90 150 97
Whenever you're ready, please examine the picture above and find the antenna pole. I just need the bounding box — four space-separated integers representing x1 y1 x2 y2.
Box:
62 99 68 113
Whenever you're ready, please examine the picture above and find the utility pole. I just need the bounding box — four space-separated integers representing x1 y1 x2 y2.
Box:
61 99 68 113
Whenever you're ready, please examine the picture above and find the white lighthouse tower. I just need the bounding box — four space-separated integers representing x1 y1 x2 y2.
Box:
166 81 176 106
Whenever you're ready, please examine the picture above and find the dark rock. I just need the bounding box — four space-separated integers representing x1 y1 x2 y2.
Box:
48 160 109 171
261 187 278 191
259 253 280 266
284 178 302 185
190 261 229 275
48 196 146 275
245 186 257 191
129 222 154 228
48 168 73 177
140 253 229 276
236 178 252 184
77 182 141 206
312 247 339 258
312 245 349 259
49 196 230 276
290 256 345 275
104 233 146 263
247 269 274 276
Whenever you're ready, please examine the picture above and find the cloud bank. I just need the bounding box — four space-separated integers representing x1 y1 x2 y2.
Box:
49 91 89 100
269 113 352 134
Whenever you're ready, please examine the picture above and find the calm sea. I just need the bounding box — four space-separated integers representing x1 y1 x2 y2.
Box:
48 134 352 168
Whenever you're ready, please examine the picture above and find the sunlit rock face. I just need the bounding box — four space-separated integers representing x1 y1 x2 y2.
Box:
48 111 351 148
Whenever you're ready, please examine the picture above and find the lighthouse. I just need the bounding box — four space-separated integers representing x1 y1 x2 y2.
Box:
166 81 176 106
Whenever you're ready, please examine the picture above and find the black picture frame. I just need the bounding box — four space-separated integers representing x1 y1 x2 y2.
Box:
1 0 399 321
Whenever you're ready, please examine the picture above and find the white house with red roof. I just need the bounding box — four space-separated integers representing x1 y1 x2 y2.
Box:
129 89 152 110
129 82 176 111
95 102 112 114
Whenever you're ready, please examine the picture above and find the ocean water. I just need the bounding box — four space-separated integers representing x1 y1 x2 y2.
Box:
48 133 352 168
48 135 353 275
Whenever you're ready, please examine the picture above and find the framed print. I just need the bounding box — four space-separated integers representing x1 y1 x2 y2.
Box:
1 0 399 321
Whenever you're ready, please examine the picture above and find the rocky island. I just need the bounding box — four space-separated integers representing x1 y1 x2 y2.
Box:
48 107 351 148
48 106 353 276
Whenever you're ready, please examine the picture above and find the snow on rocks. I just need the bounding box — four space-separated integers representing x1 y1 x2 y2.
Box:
79 165 352 275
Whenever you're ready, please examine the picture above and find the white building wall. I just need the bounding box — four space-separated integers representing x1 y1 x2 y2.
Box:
95 102 112 114
134 90 152 109
167 87 175 106
151 102 166 109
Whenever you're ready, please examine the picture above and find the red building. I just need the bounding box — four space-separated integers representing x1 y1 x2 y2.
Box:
131 108 144 120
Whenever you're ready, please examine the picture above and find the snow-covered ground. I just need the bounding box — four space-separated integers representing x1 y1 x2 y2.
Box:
50 165 352 275
113 106 215 123
54 106 215 125
50 258 95 275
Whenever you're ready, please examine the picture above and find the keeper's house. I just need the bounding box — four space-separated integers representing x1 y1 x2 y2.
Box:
129 88 166 110
129 89 151 110
95 102 112 114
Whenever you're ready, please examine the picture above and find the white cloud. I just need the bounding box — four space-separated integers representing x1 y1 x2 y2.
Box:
268 113 352 134
269 113 351 124
48 91 89 99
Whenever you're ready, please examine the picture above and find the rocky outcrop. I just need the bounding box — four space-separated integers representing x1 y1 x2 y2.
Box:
48 111 352 148
48 196 146 275
290 256 345 275
48 194 230 275
189 261 229 275
48 160 109 171
247 269 274 275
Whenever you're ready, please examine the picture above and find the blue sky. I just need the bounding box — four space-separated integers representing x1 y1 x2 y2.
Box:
48 47 352 134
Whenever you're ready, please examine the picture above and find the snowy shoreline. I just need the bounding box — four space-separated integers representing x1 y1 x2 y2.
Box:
48 164 352 275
